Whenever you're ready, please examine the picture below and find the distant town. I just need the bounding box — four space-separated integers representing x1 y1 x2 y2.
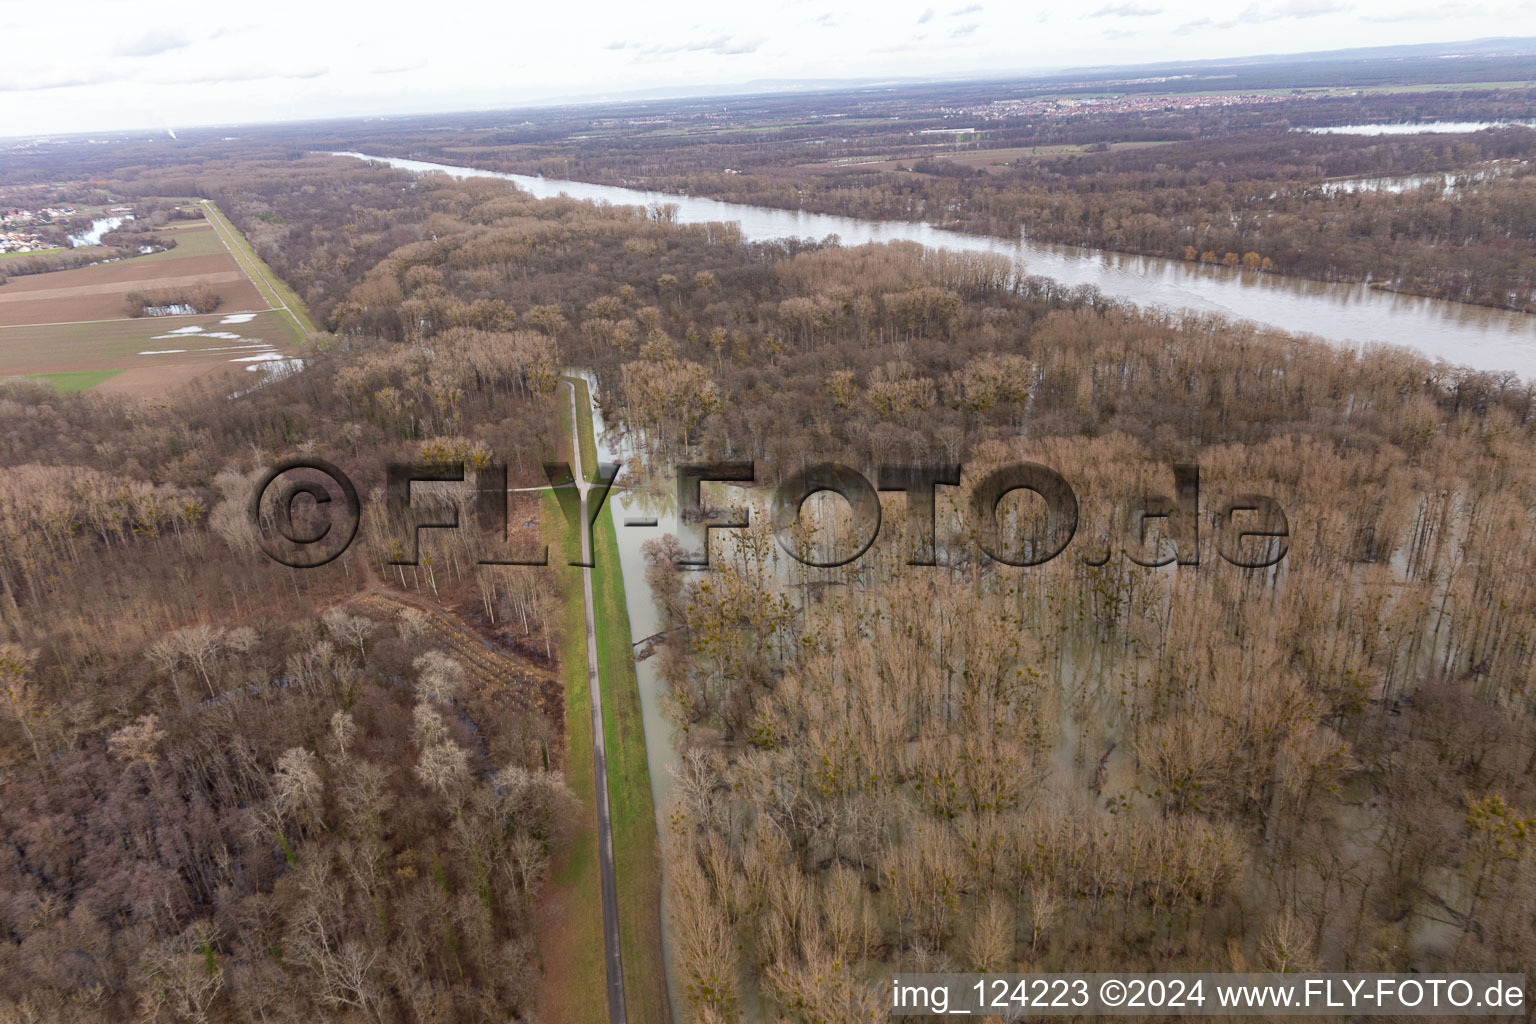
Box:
949 90 1292 120
0 205 76 254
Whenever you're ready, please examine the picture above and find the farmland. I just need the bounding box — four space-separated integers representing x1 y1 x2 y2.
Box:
130 222 230 261
0 249 262 326
25 369 122 392
0 309 300 395
816 140 1179 173
0 201 313 394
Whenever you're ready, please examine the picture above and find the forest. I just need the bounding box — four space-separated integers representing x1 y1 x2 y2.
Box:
320 86 1536 312
0 116 1532 1024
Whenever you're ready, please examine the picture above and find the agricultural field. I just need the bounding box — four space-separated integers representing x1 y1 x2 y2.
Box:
0 247 66 260
0 309 298 396
815 140 1178 173
24 369 123 392
0 248 262 326
0 203 311 394
129 221 231 261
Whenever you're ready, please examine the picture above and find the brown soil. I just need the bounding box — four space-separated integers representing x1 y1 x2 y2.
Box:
93 362 232 397
0 254 265 325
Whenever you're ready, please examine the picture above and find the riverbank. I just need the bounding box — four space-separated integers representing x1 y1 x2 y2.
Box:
345 148 1536 315
622 183 1536 317
328 152 1536 379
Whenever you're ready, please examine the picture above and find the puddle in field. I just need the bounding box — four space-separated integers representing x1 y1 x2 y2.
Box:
126 313 305 397
227 356 306 398
136 319 284 365
1303 120 1536 135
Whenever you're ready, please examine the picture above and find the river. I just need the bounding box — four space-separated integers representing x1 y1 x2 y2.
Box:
332 151 1536 379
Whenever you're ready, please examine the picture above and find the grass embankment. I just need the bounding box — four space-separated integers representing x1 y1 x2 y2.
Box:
569 376 601 482
590 501 668 1024
550 376 669 1024
540 383 667 1024
537 480 608 1024
199 200 319 343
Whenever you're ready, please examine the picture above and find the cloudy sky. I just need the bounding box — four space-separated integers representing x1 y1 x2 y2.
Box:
3 0 1534 137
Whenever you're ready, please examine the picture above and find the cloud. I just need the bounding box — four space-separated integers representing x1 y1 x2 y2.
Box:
1237 0 1348 21
870 36 963 53
1174 16 1214 32
372 59 427 75
1089 2 1163 15
638 33 766 58
604 40 632 50
112 30 192 58
706 34 766 54
949 3 982 13
950 22 980 36
918 7 935 22
1362 2 1468 20
207 24 256 41
0 70 121 92
155 66 329 86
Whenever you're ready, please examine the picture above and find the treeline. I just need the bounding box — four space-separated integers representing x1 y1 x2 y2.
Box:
0 247 127 281
341 95 1536 310
124 283 220 317
0 233 178 284
628 128 1536 311
325 87 1536 185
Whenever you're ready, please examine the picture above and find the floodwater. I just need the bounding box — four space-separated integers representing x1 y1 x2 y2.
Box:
1305 121 1536 135
68 214 130 247
1317 162 1520 196
331 151 1536 378
1319 172 1458 195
